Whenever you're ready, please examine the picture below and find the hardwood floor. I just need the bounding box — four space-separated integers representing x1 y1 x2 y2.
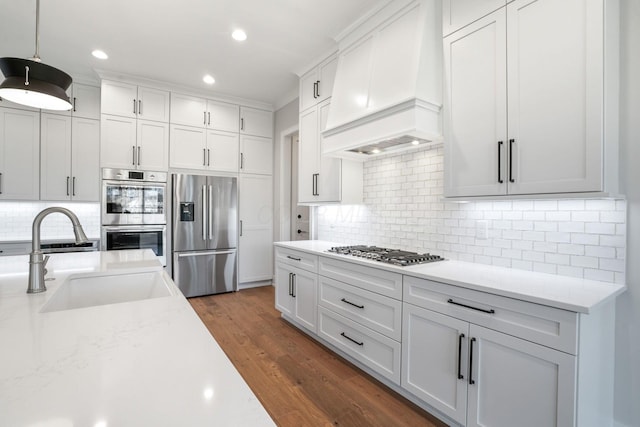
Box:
189 286 447 427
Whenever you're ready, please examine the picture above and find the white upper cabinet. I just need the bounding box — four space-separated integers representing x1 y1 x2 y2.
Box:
41 114 100 201
170 94 239 132
207 130 239 173
101 80 169 122
71 83 101 120
443 10 508 197
298 100 362 204
299 53 338 112
442 0 506 36
239 106 273 138
169 125 239 173
444 0 619 198
240 135 272 175
100 115 137 169
136 120 169 170
0 107 40 200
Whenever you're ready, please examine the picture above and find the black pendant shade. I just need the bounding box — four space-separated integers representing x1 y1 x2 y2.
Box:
0 57 73 111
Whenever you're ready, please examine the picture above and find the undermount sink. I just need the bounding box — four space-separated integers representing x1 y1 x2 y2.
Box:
41 271 174 313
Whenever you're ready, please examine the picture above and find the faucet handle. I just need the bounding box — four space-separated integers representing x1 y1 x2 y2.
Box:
43 255 50 276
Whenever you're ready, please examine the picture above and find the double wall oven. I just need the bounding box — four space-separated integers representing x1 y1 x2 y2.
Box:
101 168 167 265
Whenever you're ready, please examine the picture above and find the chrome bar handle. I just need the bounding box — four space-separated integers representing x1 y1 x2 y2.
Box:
239 220 243 237
203 148 206 166
66 176 70 196
133 99 137 115
138 100 142 116
202 185 207 240
137 146 141 166
204 111 207 125
72 177 76 196
207 149 211 166
208 112 211 125
208 185 213 239
240 153 244 170
132 146 136 165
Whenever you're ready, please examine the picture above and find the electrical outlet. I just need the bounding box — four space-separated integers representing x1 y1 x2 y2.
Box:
476 220 489 239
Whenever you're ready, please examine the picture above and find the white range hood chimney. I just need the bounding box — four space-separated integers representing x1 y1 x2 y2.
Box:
322 0 443 161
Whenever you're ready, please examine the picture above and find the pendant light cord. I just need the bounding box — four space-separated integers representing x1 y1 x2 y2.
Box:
33 0 41 61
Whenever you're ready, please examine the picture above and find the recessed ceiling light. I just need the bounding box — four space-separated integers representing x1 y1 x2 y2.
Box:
203 74 215 85
232 29 247 41
411 139 420 145
91 50 108 60
371 148 381 154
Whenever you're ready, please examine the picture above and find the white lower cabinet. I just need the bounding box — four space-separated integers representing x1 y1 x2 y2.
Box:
402 303 576 427
275 263 318 333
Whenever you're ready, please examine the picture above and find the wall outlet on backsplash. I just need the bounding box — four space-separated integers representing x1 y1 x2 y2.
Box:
317 146 627 284
476 220 489 240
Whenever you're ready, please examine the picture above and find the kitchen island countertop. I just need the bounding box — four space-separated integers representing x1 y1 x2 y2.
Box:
0 249 275 427
275 240 625 313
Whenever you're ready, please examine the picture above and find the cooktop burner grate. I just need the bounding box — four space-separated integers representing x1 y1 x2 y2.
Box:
327 245 444 266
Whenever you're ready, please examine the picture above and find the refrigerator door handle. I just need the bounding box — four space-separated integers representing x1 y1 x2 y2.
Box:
177 250 235 258
208 185 214 239
202 184 207 241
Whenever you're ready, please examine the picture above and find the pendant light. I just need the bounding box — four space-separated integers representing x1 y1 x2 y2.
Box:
0 0 72 111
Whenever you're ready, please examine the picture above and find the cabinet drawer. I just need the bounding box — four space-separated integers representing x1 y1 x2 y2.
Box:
318 306 401 385
319 257 402 299
275 247 318 273
404 276 578 354
319 276 402 341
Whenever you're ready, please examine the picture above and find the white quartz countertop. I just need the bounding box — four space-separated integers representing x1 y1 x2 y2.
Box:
0 250 275 427
275 240 626 313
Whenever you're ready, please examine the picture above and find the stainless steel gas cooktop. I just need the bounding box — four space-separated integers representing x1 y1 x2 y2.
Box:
327 245 444 266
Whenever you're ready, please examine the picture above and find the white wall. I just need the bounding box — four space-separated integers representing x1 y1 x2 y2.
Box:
0 202 100 240
273 98 299 242
318 146 626 284
614 0 640 425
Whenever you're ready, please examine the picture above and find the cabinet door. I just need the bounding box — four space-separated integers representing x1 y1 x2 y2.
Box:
298 107 319 203
40 114 72 201
170 93 207 128
292 268 318 333
0 107 40 200
240 135 272 175
275 263 295 317
207 100 239 132
169 125 207 170
239 174 273 283
137 86 170 122
137 120 169 171
402 303 469 425
101 114 137 169
443 10 508 197
316 101 342 202
101 80 137 118
239 107 273 138
506 0 602 195
71 83 101 120
442 0 506 36
71 118 100 201
467 324 576 427
206 130 239 173
316 54 338 104
299 67 319 112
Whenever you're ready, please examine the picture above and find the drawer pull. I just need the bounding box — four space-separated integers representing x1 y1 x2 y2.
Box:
288 272 293 296
341 298 364 309
286 255 301 261
340 332 363 346
457 333 465 380
469 337 477 385
448 299 495 314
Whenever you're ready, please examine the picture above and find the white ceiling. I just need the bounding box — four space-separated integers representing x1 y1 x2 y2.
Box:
0 0 382 108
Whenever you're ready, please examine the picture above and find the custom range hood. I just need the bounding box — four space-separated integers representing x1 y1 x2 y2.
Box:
322 0 442 161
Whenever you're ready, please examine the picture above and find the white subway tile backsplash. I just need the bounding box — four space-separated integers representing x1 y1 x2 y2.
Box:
317 147 627 284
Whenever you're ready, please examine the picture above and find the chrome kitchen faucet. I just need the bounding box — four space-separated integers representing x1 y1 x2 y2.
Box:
27 207 88 293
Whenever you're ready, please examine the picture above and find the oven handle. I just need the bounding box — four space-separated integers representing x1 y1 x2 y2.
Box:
102 226 166 233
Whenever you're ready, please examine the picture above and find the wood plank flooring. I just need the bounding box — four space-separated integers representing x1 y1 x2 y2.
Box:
189 286 447 427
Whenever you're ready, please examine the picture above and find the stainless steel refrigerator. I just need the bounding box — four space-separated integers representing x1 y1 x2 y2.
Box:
172 174 237 297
